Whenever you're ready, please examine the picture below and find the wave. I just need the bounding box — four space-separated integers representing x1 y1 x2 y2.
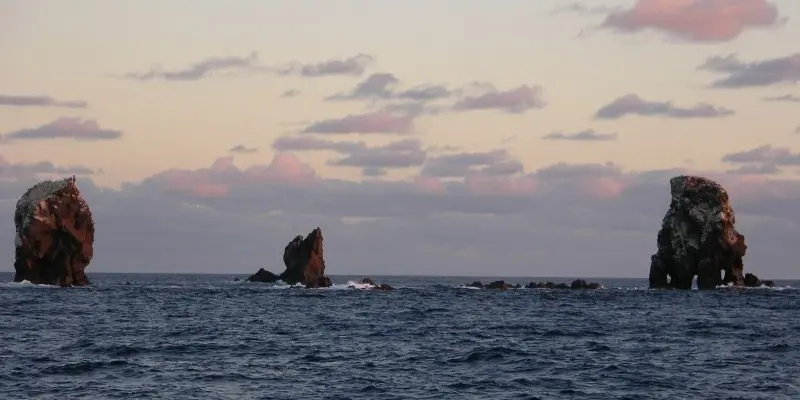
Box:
0 280 60 289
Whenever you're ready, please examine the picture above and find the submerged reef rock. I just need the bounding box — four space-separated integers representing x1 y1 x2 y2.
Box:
13 176 95 287
648 175 752 290
465 279 602 290
247 227 331 288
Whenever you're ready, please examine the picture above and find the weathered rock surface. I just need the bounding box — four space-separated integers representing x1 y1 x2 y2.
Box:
13 176 95 287
648 175 754 290
246 227 332 288
465 279 602 290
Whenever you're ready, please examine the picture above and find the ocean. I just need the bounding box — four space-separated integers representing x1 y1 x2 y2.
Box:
1 273 798 399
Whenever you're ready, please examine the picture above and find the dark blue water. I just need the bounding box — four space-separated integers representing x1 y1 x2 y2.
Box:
1 273 798 399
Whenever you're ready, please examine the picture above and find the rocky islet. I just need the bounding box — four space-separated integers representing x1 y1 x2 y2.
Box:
13 176 95 287
648 175 773 290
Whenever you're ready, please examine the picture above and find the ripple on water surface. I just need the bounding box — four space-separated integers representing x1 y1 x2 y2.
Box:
1 274 798 400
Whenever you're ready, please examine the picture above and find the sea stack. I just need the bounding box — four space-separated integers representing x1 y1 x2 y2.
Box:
14 176 95 287
247 227 332 288
648 175 747 290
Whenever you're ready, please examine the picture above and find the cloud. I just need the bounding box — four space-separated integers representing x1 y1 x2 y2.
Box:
595 94 734 119
421 149 523 178
280 89 300 98
229 145 258 154
795 126 800 134
699 53 800 88
277 54 374 77
141 153 316 198
272 135 426 175
722 145 800 174
763 94 800 103
453 85 546 114
119 53 373 81
551 3 620 15
727 163 780 175
2 117 123 142
542 130 618 141
327 139 426 170
600 0 783 42
327 73 453 103
120 52 268 81
0 95 87 108
362 167 387 177
300 110 415 135
0 155 95 180
327 73 399 101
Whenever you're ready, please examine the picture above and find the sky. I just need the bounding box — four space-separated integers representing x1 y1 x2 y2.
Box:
1 0 799 278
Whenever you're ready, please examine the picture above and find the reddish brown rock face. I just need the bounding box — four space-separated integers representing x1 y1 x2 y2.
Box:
247 227 331 288
13 176 95 287
281 228 328 287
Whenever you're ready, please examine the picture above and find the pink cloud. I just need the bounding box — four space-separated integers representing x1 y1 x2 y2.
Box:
210 156 236 171
602 0 782 42
189 183 229 197
464 173 539 196
159 171 228 198
150 153 317 197
243 153 316 184
582 177 627 198
413 175 447 195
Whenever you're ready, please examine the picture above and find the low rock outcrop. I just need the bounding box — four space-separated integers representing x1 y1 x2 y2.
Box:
743 273 774 288
465 279 602 290
568 279 603 290
246 227 332 288
648 175 759 290
359 278 394 290
246 268 280 283
13 176 95 287
466 280 520 289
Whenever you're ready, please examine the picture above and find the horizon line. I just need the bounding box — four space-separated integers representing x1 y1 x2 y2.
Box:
2 271 797 280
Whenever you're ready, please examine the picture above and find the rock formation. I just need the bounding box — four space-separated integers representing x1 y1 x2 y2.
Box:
360 278 394 290
246 227 332 288
246 268 280 283
568 279 603 290
743 273 774 288
13 176 95 287
465 279 602 290
648 175 751 290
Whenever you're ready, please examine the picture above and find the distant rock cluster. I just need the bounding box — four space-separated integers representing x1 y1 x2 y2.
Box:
465 279 603 290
